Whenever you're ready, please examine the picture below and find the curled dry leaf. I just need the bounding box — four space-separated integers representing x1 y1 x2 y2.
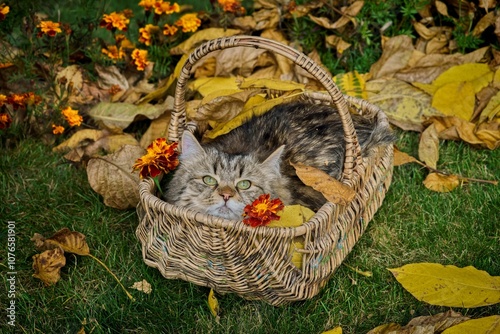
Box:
87 144 146 209
32 247 66 286
208 288 220 318
291 162 356 206
369 35 415 79
195 89 260 124
418 123 439 169
31 228 90 255
170 28 242 55
129 279 152 294
423 172 460 192
140 112 171 148
393 147 418 166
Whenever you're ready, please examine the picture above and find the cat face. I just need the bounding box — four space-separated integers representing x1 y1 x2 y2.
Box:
164 131 287 220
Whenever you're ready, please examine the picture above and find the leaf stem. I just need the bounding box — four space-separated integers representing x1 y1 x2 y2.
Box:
414 160 498 185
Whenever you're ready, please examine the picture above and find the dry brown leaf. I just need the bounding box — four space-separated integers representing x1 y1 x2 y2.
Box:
196 89 260 124
369 35 415 79
130 279 152 294
170 28 242 55
232 16 257 31
55 65 85 105
366 323 401 333
418 123 439 169
435 1 449 16
260 29 294 80
393 147 418 166
140 112 171 148
213 46 270 77
194 57 216 78
423 172 460 192
291 162 356 205
472 11 497 36
95 64 129 92
253 8 280 30
478 0 497 9
308 1 363 30
32 228 90 255
87 145 146 209
32 247 66 286
52 129 105 153
404 311 470 332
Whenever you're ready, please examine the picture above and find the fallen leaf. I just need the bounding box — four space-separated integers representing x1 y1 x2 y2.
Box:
431 81 475 121
472 11 496 36
435 1 449 16
170 28 242 55
388 263 500 307
140 112 171 148
393 147 418 166
369 35 415 79
253 8 280 30
479 90 500 122
309 1 363 30
129 279 152 294
95 64 129 92
52 129 104 153
43 228 90 256
87 145 146 209
321 326 343 334
418 123 439 169
32 247 66 286
291 162 356 206
208 288 220 318
441 315 500 334
333 71 367 99
88 102 167 131
366 323 401 333
189 77 240 97
268 205 316 228
214 46 270 77
423 172 460 192
55 65 85 105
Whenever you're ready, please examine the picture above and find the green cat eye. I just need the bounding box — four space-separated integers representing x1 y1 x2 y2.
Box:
202 175 217 186
236 180 251 190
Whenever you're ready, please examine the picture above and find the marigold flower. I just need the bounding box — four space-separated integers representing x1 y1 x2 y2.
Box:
7 93 26 110
0 112 12 129
0 4 9 20
102 45 125 61
100 12 130 31
133 138 179 179
0 94 7 107
139 0 156 11
131 49 149 71
175 13 201 33
218 0 245 14
138 24 159 46
115 34 135 49
163 24 178 36
242 194 284 227
62 106 83 127
23 92 42 106
108 84 122 96
154 1 180 15
52 124 65 135
37 21 62 37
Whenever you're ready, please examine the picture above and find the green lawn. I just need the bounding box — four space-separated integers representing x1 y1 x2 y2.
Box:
1 130 499 333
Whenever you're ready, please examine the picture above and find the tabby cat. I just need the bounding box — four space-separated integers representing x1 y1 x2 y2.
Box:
163 101 394 220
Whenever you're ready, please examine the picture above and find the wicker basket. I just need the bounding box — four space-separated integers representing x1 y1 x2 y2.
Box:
136 35 394 306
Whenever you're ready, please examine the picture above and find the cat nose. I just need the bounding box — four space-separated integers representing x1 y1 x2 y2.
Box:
218 186 235 202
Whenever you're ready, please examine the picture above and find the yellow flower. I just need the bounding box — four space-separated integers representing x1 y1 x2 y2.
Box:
101 45 125 61
62 106 83 127
132 138 179 178
0 94 7 107
218 0 245 13
131 49 149 71
175 13 201 33
154 1 180 15
163 24 178 36
52 124 65 135
138 24 159 46
139 0 156 11
0 4 9 20
37 21 62 37
0 113 12 129
100 12 130 31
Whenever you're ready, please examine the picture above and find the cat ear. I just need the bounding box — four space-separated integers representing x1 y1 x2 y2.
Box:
180 131 205 161
260 145 284 174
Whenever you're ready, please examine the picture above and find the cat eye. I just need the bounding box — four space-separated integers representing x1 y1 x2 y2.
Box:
202 175 217 186
236 180 251 190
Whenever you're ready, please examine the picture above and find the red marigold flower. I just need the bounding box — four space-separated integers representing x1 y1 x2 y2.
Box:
101 45 125 61
138 24 159 46
7 93 26 110
0 112 12 129
62 106 83 127
242 194 284 227
52 124 65 135
131 49 149 71
0 4 9 21
163 24 178 36
100 12 130 31
37 21 62 37
175 13 201 33
132 139 179 179
23 92 42 106
218 0 245 14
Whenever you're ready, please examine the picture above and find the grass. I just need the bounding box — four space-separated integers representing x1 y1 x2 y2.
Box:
1 129 499 333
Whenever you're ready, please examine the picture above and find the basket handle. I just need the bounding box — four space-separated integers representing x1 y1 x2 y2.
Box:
169 35 362 184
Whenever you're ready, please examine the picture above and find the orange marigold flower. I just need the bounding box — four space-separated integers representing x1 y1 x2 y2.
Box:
100 12 130 31
154 1 180 15
52 124 65 135
218 0 245 14
0 112 12 129
108 84 122 96
139 0 156 11
138 24 159 46
0 94 7 107
37 21 62 37
163 23 178 36
175 13 201 33
62 106 83 127
23 92 42 106
132 138 179 179
131 49 149 71
0 4 9 20
102 45 125 61
242 194 284 227
7 93 26 110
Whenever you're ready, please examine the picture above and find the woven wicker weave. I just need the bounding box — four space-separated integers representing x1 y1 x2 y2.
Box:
136 35 393 306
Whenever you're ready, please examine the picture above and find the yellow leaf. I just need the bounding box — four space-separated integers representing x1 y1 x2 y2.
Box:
388 263 500 308
479 90 500 122
393 148 418 166
441 315 500 334
32 247 66 286
322 326 343 334
189 77 240 97
418 123 439 169
170 28 242 55
238 77 306 92
268 205 316 228
208 288 219 318
197 89 260 125
432 81 475 121
434 63 493 92
423 173 460 192
291 162 356 205
45 228 90 256
333 71 367 99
